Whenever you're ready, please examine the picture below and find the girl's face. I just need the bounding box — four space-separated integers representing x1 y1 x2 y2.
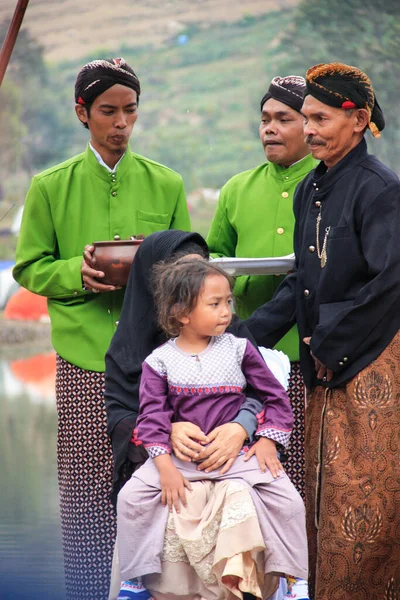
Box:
180 273 233 338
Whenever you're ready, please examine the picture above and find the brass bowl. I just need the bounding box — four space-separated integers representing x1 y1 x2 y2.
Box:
92 237 144 286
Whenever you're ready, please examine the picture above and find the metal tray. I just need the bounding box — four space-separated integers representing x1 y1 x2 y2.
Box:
211 254 295 276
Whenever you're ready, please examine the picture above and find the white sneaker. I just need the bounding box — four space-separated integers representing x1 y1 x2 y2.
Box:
284 577 309 599
117 578 153 600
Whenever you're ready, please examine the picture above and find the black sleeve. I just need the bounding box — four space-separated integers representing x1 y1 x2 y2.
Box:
105 341 141 434
105 341 149 506
244 271 297 348
227 313 258 348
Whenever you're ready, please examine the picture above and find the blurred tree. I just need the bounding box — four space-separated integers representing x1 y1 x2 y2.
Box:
0 26 47 85
0 79 26 174
277 0 400 172
0 22 73 177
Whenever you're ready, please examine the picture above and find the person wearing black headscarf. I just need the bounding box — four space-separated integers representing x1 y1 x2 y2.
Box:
105 230 262 504
13 57 190 600
245 63 400 600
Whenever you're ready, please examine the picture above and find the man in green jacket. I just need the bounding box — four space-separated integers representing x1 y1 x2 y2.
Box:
13 58 190 600
207 76 317 504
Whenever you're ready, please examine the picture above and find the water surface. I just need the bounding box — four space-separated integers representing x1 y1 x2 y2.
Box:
0 353 66 600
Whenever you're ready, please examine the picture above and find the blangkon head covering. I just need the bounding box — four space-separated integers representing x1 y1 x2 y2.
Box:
75 57 140 106
260 75 306 113
305 62 384 138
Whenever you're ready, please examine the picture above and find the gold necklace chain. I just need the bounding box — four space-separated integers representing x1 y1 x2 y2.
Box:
316 203 331 268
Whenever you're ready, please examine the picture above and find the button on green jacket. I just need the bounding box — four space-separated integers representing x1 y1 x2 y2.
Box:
13 145 191 372
207 154 317 361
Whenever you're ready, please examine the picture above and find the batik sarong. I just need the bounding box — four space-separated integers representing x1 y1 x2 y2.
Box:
56 355 116 600
285 361 306 499
305 331 400 600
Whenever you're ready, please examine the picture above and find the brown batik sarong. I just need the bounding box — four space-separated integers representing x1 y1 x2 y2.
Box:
305 331 400 600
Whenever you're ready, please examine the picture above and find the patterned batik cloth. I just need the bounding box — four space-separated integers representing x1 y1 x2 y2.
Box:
284 362 306 500
305 331 400 600
56 355 116 600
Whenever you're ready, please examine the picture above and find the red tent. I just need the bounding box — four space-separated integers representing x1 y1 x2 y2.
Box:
10 352 56 398
4 287 49 321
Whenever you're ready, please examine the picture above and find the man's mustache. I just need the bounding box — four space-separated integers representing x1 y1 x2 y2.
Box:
305 135 326 146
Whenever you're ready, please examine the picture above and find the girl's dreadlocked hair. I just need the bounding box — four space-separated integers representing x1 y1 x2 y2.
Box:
152 258 233 337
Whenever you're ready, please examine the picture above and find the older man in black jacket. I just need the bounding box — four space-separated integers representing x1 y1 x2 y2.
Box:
246 62 400 600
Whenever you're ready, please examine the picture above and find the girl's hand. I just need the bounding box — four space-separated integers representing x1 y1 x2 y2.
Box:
170 422 209 462
243 437 284 478
154 455 192 512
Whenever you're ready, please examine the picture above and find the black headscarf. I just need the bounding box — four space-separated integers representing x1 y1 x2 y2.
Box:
74 57 141 106
105 230 208 499
260 75 306 113
305 62 385 138
105 229 258 503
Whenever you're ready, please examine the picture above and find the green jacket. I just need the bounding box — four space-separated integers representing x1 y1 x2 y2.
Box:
207 154 317 361
13 145 190 372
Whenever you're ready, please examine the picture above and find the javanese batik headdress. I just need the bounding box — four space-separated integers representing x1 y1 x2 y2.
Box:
74 57 141 105
305 62 384 138
260 75 306 113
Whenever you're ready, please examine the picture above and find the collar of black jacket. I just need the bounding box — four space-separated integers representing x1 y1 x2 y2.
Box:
312 138 368 191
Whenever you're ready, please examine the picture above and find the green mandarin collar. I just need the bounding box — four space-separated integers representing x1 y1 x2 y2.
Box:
268 153 317 181
85 143 133 181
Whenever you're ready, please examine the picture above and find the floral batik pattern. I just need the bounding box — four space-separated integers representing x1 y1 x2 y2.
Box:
305 332 400 600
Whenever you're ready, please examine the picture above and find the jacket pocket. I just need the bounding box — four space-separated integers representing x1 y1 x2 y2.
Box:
327 225 350 240
136 210 170 232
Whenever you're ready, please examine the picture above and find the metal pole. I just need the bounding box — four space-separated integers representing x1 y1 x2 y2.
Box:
0 0 30 88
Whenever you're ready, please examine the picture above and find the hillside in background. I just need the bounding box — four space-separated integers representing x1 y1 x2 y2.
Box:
1 0 399 252
0 6 299 243
0 0 298 62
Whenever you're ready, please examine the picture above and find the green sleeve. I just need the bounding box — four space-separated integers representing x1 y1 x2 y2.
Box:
206 186 237 258
13 178 87 299
170 180 191 231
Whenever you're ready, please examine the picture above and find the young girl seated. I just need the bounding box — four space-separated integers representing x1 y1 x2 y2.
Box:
117 259 308 600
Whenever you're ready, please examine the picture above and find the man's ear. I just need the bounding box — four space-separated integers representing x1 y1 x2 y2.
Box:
75 104 88 126
354 108 370 132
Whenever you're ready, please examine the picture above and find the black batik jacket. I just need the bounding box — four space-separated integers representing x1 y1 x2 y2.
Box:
246 138 400 389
